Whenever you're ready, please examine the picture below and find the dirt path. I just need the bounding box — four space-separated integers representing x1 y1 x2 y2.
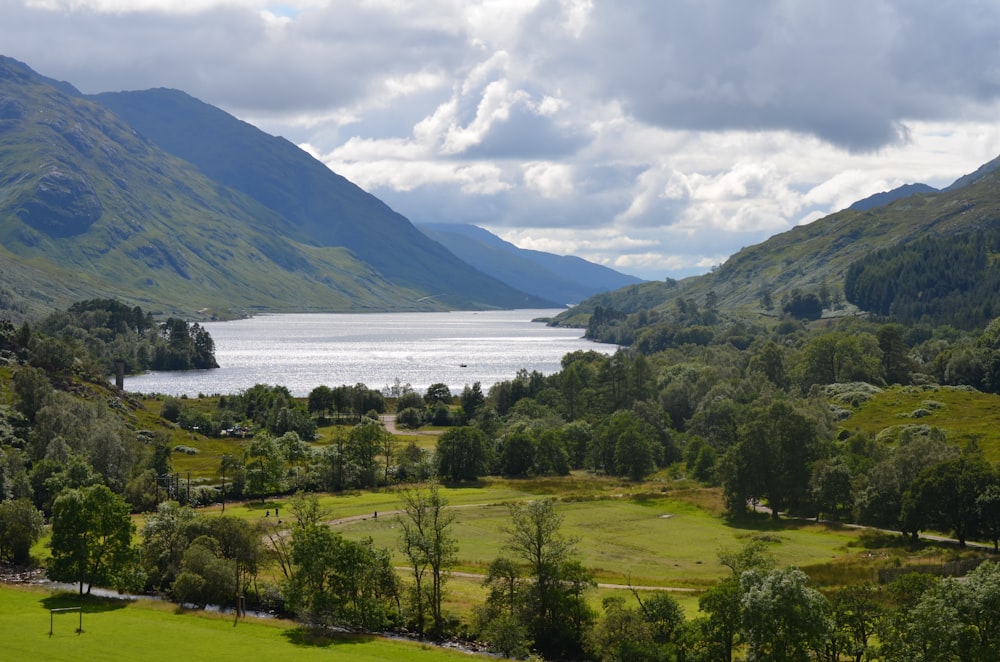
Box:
380 414 441 436
442 570 695 592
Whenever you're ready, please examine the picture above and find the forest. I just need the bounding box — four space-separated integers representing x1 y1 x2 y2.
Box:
5 297 1000 660
844 228 1000 330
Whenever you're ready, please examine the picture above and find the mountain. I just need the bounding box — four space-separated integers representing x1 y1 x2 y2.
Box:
554 155 1000 328
847 183 938 211
0 56 554 321
418 223 644 305
91 88 554 310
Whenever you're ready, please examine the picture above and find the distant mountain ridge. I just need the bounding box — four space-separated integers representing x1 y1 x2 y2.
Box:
848 183 938 211
0 56 556 320
418 223 644 305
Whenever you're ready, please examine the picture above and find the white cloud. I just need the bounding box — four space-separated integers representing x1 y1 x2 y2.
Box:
522 162 573 199
5 0 1000 281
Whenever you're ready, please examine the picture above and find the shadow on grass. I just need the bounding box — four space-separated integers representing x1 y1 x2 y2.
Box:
849 529 926 551
282 627 376 648
40 591 130 614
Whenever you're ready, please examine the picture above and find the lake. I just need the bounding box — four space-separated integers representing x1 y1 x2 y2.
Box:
123 309 617 397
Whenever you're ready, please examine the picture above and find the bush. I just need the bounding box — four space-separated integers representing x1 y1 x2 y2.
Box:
396 407 424 429
160 397 182 423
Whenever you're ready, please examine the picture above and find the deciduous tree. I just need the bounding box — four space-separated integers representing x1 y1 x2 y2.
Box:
49 484 141 595
740 567 831 662
398 482 456 637
0 498 44 564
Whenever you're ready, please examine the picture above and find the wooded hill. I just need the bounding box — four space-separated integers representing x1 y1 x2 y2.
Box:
556 154 1000 337
0 56 554 321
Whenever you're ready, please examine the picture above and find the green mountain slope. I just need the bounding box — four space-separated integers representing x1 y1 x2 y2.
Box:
91 88 555 310
419 222 644 305
0 56 422 318
556 158 1000 328
0 56 553 321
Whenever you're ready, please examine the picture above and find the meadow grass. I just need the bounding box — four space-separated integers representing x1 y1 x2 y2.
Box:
842 385 1000 462
341 489 867 590
0 584 481 662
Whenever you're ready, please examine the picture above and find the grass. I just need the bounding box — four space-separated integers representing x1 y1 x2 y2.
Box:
339 488 869 590
0 584 482 662
842 385 1000 462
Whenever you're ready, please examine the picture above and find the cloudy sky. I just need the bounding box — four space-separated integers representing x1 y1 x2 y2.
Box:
4 0 1000 280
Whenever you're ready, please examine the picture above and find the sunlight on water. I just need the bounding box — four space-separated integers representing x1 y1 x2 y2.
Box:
123 309 617 397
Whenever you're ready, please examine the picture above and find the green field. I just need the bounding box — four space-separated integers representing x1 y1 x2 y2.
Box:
0 584 482 662
841 385 1000 462
335 490 864 588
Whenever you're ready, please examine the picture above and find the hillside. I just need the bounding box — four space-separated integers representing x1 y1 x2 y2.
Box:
92 88 554 311
555 156 1000 329
419 223 644 305
847 183 938 211
0 56 553 321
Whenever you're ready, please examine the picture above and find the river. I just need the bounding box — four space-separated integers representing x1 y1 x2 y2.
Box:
123 309 616 397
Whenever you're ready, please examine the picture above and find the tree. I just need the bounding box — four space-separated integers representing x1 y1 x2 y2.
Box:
721 399 820 518
878 324 912 385
460 382 485 419
502 499 594 659
49 484 142 595
796 330 883 389
589 590 689 661
171 535 236 609
853 429 956 533
500 429 535 477
593 410 657 479
614 424 657 481
782 291 823 320
901 447 997 545
140 500 198 591
397 390 424 412
810 458 854 520
747 340 789 389
693 541 777 662
740 567 831 662
534 428 570 476
307 385 334 420
425 383 452 407
0 498 44 564
285 521 399 631
347 418 388 488
243 435 285 502
205 515 264 611
588 596 660 661
435 427 490 483
396 407 424 429
977 484 1000 551
398 482 457 637
879 574 964 662
829 583 882 662
13 365 52 423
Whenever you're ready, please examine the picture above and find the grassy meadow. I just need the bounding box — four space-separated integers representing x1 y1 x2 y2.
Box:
120 471 985 624
840 384 1000 462
0 584 479 662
